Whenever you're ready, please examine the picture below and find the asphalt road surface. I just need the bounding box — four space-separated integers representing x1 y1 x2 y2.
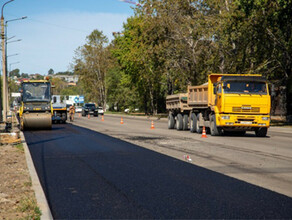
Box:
24 116 292 219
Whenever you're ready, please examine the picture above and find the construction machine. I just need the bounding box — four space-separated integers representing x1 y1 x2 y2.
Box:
166 74 271 137
19 79 53 130
52 95 67 123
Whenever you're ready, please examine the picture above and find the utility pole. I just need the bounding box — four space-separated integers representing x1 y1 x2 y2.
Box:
1 0 15 123
1 11 7 122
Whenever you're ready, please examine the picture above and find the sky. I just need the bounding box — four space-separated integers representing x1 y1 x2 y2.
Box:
4 0 137 75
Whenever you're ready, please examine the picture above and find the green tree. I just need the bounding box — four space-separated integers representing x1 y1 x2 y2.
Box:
73 29 110 108
51 77 67 95
48 68 54 75
9 68 20 78
21 73 29 78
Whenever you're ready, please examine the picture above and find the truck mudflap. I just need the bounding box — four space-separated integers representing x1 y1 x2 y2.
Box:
22 112 52 130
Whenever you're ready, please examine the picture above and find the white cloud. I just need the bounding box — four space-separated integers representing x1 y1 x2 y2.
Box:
7 11 130 74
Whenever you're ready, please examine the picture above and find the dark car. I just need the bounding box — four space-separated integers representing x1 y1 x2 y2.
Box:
82 103 98 117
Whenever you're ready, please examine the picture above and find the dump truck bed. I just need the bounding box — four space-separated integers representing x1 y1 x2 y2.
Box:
187 84 209 109
166 93 192 112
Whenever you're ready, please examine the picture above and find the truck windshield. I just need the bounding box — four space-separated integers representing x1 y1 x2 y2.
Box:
223 81 267 94
22 82 51 102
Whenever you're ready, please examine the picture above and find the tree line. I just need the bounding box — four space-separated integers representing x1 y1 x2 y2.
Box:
73 0 292 115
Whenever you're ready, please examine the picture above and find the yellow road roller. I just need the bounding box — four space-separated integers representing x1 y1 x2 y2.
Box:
19 79 53 130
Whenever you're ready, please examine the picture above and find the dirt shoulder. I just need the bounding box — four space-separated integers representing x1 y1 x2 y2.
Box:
0 124 41 219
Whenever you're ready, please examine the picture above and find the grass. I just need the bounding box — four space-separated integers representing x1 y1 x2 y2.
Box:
24 178 32 187
15 143 24 152
17 197 42 220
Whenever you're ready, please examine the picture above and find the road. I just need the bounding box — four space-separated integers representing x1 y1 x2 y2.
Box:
24 115 292 218
74 114 292 197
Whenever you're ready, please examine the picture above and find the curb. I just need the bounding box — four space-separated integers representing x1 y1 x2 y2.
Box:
20 131 53 220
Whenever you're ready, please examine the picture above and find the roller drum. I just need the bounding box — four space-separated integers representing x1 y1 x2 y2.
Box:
22 112 52 130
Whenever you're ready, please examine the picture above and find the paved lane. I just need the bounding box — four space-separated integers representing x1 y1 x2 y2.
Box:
73 115 292 197
24 124 292 219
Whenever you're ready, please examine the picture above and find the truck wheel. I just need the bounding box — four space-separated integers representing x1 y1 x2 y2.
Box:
176 113 183 130
190 113 197 133
183 114 188 130
168 114 175 129
210 114 222 136
196 113 203 134
255 127 267 137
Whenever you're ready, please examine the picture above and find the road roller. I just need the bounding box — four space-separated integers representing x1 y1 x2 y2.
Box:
19 79 53 130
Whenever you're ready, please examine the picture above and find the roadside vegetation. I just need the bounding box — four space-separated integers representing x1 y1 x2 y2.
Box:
72 0 292 117
0 142 41 219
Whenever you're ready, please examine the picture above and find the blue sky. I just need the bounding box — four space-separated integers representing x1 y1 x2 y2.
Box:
4 0 137 75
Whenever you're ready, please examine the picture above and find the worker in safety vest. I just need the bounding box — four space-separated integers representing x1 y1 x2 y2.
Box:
69 105 75 121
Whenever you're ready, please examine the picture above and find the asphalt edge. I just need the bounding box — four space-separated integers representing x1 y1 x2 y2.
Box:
20 131 53 220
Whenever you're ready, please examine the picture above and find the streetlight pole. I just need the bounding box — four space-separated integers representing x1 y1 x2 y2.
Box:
4 16 26 117
1 0 14 122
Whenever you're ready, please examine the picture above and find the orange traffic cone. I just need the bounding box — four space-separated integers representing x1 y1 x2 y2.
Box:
101 115 104 121
79 113 81 117
201 126 207 138
88 114 90 119
120 117 124 124
150 121 155 129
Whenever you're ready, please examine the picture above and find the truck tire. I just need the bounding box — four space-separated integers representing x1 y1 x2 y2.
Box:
168 114 175 129
255 127 267 137
183 114 188 130
196 113 203 134
210 114 222 136
190 113 197 133
176 113 183 130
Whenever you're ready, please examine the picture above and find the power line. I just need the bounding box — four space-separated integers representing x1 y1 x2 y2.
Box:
6 13 90 33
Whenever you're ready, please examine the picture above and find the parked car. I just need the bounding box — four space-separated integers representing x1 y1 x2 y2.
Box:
82 103 98 117
75 106 82 113
97 107 104 115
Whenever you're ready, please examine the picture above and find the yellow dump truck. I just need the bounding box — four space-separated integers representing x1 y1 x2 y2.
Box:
166 74 271 137
19 79 53 130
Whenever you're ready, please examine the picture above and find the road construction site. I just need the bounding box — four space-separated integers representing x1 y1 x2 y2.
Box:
21 114 292 219
73 114 292 197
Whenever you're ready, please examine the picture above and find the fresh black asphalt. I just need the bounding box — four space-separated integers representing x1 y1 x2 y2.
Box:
24 124 292 219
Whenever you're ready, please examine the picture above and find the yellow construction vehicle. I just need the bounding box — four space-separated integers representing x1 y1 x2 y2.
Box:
19 78 53 130
167 74 271 137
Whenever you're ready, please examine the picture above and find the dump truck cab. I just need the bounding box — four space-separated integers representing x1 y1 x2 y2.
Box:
211 74 271 136
19 79 53 130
